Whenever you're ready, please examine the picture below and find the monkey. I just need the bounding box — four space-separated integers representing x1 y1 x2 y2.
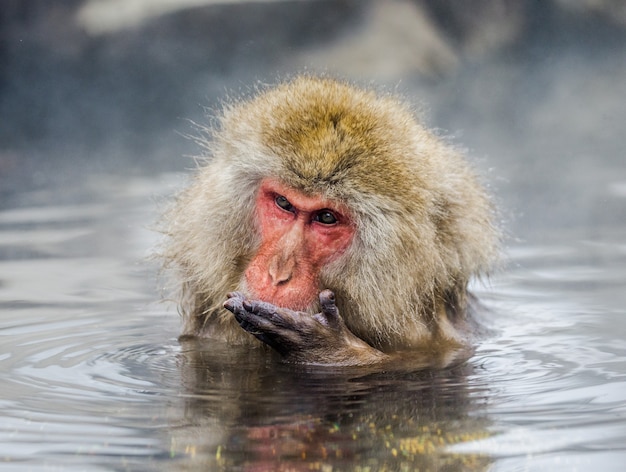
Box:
160 76 499 368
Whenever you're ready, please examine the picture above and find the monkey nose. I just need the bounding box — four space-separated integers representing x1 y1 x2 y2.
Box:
269 268 292 286
268 260 293 286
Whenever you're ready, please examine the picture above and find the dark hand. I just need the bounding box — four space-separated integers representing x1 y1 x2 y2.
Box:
223 290 387 366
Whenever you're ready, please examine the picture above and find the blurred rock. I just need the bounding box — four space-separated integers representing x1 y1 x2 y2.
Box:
301 0 459 79
0 0 625 199
555 0 626 25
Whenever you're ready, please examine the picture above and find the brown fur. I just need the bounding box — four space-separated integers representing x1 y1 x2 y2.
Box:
160 76 499 352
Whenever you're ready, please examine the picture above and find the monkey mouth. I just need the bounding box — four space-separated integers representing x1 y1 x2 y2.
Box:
236 278 318 314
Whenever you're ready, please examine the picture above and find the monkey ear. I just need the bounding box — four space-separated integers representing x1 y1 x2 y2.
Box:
313 290 343 330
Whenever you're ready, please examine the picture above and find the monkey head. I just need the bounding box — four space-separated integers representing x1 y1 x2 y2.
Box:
161 76 498 364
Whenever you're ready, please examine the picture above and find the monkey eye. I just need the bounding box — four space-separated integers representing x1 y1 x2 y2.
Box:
314 210 338 225
275 195 295 213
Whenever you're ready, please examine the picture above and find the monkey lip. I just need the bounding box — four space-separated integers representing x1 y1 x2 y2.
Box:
241 272 318 312
241 284 315 312
256 292 313 312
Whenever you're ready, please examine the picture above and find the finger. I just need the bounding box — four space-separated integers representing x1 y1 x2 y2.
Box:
230 304 275 331
223 297 243 314
223 292 247 312
245 299 281 316
244 300 300 328
318 289 340 326
229 308 293 356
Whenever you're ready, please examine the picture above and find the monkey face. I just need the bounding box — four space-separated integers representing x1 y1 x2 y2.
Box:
243 178 354 312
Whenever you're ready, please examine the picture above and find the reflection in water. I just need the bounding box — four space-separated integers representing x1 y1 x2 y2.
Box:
173 338 491 471
0 175 625 471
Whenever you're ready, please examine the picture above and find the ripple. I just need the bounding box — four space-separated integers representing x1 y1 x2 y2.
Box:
2 176 626 470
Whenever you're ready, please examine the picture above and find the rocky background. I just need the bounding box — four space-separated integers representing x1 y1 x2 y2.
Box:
1 0 625 237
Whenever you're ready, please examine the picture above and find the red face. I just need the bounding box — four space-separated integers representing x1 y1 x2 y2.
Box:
244 179 355 311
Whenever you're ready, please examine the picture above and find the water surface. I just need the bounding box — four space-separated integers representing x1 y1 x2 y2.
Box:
1 174 625 471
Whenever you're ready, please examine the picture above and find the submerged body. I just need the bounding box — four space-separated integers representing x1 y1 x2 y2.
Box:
161 76 499 367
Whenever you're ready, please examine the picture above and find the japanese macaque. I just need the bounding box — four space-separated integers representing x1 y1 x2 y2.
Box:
161 76 499 368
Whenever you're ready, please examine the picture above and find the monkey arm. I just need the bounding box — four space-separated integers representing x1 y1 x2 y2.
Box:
223 290 389 366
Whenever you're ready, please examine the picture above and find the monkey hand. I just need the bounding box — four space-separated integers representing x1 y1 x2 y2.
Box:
223 290 388 366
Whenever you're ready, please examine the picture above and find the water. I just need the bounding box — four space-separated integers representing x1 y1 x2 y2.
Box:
1 172 625 472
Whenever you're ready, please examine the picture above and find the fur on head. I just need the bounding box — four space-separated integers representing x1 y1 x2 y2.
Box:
160 76 499 347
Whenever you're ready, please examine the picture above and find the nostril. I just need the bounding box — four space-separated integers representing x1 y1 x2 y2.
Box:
269 268 291 286
275 274 291 286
